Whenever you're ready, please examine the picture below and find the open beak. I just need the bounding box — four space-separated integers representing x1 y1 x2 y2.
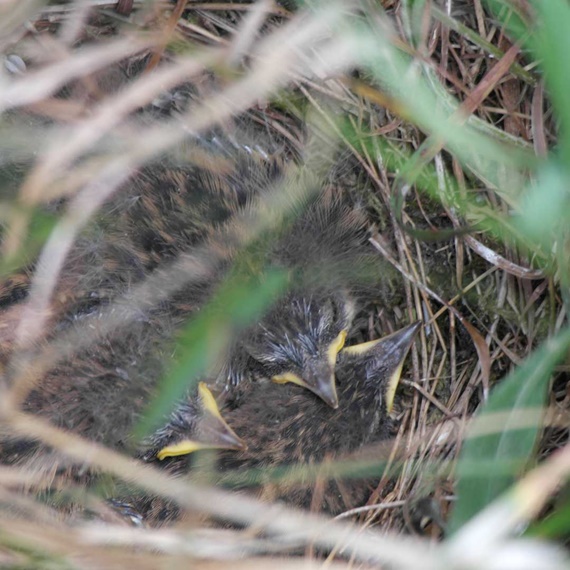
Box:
156 383 246 460
383 322 421 413
342 321 421 413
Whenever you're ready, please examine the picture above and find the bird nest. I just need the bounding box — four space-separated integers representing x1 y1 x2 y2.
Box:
0 1 568 569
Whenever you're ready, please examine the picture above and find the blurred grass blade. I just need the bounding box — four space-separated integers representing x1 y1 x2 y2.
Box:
0 205 56 276
484 1 533 45
526 0 570 165
355 6 533 195
137 268 289 435
516 163 570 247
217 456 391 489
528 497 570 539
449 326 570 534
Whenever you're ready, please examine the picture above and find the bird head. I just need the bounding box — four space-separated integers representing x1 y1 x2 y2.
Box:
243 291 355 409
144 382 246 462
340 320 421 413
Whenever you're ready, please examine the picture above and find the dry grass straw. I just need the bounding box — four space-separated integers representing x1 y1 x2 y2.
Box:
0 0 568 568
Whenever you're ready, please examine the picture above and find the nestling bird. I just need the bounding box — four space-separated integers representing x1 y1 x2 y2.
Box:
0 142 381 525
216 184 374 409
140 381 246 462
0 317 245 488
1 51 384 410
0 142 376 410
0 65 383 500
233 288 353 409
143 321 420 518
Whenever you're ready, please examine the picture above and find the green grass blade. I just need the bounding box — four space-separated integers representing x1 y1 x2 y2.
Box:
528 0 570 165
528 496 570 540
449 326 570 534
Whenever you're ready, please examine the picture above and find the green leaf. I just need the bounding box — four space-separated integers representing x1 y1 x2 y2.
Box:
449 326 570 534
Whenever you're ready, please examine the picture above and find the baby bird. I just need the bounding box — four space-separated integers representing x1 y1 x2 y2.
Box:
0 317 244 489
1 149 375 411
2 55 380 410
217 186 373 409
235 289 353 409
144 321 420 518
1 51 378 409
140 381 245 462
